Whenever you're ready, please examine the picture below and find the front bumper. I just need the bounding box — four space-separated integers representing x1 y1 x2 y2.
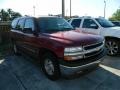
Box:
60 59 102 76
59 48 106 76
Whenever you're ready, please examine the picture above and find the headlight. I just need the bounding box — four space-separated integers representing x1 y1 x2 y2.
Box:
64 47 83 53
64 47 84 61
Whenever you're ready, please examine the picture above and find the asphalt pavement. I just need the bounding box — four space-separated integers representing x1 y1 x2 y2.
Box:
0 55 120 90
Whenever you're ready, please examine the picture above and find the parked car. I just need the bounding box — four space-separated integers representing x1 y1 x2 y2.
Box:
69 16 120 55
111 21 120 26
10 16 105 80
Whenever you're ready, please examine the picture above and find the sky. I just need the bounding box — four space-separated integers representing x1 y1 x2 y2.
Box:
0 0 120 19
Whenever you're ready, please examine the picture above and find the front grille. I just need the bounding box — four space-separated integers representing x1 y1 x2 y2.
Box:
84 42 103 50
84 48 103 58
83 42 104 58
61 49 104 67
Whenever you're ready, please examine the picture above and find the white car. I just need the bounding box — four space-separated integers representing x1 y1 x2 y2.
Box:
69 16 120 55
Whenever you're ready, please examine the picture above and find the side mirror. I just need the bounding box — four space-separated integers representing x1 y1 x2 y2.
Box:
71 24 76 28
90 24 98 29
33 30 39 37
23 28 33 33
23 28 39 36
71 24 79 30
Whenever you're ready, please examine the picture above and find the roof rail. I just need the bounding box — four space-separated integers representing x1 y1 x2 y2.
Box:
82 16 92 18
98 16 105 18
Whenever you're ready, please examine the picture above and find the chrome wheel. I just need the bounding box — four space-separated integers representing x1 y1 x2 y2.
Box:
44 59 54 75
106 40 119 55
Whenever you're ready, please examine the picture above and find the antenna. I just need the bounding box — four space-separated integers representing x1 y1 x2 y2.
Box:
104 0 106 18
33 5 35 16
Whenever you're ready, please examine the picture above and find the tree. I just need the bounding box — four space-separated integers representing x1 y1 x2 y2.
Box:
11 12 21 20
7 9 12 15
7 9 12 20
0 8 22 21
109 9 120 21
0 9 9 21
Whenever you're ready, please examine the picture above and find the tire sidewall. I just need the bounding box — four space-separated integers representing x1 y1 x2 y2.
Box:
41 53 61 80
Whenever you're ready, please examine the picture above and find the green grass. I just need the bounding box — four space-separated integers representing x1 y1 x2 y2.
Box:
0 43 12 59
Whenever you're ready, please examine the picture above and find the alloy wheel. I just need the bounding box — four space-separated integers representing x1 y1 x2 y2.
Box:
106 40 119 55
44 59 55 75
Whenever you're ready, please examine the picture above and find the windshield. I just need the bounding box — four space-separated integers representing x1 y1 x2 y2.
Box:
38 17 74 33
96 18 115 28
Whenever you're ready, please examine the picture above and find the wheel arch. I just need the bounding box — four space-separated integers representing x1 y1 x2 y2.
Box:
39 48 58 60
40 48 61 80
105 36 120 41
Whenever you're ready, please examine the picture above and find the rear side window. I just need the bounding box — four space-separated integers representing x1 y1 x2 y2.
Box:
16 18 25 31
71 19 81 28
11 18 19 29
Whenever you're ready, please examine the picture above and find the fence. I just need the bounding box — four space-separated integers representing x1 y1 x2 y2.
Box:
0 21 11 44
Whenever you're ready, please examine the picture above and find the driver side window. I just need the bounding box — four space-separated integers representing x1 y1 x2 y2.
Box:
82 19 98 29
24 18 34 33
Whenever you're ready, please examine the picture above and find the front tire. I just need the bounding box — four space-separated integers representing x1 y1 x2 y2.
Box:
41 53 61 80
105 39 119 56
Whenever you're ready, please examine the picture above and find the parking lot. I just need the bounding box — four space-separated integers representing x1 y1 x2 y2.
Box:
0 55 120 90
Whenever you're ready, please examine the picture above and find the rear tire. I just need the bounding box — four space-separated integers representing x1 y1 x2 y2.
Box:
105 39 119 56
41 53 61 80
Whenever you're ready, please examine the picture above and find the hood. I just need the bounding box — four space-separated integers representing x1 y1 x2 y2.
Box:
103 26 120 38
42 30 103 47
107 26 120 31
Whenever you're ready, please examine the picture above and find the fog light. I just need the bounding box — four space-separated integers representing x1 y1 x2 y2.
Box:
64 55 83 61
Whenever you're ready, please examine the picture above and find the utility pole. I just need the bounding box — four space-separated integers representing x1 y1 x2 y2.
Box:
33 5 35 16
104 0 106 18
0 12 1 21
62 0 65 17
70 0 71 18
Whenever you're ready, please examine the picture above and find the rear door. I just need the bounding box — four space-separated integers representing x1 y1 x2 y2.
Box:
11 18 19 40
81 19 100 35
11 18 25 50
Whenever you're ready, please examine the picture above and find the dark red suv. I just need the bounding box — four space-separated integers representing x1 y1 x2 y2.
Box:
10 16 105 80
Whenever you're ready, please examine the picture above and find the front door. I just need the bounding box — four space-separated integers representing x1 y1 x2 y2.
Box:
81 19 100 35
22 18 39 58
